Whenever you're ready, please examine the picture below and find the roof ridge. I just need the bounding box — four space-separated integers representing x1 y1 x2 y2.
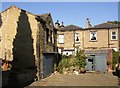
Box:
66 24 82 28
37 13 50 16
107 21 119 26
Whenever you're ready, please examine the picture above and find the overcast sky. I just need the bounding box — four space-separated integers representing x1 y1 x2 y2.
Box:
2 2 119 28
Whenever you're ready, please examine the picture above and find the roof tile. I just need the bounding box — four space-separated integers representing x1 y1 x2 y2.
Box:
59 24 82 31
91 22 120 29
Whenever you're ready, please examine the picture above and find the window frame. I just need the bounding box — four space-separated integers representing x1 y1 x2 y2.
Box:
75 33 80 43
111 31 117 40
58 34 64 44
90 32 97 41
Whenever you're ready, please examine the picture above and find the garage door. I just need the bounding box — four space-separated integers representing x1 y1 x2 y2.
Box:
95 54 107 72
42 54 54 79
86 56 95 71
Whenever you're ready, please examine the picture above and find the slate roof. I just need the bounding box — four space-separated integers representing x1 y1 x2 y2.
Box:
59 25 82 31
38 13 50 21
35 13 50 23
36 13 54 30
89 22 120 29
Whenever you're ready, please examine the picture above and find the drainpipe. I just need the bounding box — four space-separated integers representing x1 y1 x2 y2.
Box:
82 28 84 49
73 30 75 55
108 28 110 48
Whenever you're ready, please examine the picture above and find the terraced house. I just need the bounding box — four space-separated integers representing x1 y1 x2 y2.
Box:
0 5 57 81
56 19 120 73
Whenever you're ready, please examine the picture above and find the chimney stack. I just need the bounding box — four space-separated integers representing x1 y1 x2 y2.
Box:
86 18 91 28
60 22 65 28
55 20 60 29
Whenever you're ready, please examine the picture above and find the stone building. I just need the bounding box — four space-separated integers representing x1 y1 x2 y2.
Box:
57 23 83 55
56 19 120 72
84 20 120 51
0 5 57 80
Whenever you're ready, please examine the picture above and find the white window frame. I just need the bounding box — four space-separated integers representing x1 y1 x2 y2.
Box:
111 31 117 40
90 32 97 41
75 33 80 43
58 34 64 44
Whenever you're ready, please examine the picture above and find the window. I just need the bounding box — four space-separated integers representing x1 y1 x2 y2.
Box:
50 30 52 43
111 31 117 40
75 33 80 43
46 29 49 43
90 32 97 41
58 34 64 44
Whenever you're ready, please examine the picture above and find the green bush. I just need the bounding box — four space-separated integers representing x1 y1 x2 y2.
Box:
57 63 63 74
57 55 72 73
112 50 120 69
75 50 87 69
57 51 87 73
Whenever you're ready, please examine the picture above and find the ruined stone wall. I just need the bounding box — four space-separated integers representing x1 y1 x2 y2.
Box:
0 6 39 61
0 6 38 69
0 6 21 61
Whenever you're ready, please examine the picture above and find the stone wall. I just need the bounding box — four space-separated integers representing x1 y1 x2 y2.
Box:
84 28 119 50
57 30 83 49
57 28 119 51
0 6 57 82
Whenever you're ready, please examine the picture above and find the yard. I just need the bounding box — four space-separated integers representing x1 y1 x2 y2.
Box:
27 72 119 87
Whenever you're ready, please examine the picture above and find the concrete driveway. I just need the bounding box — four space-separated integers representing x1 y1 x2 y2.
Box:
27 72 119 86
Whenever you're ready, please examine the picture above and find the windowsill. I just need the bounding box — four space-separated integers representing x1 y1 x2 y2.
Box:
111 39 118 41
58 43 64 44
89 40 98 42
75 41 80 44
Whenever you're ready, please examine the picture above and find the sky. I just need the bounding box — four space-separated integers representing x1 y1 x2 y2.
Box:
1 2 119 28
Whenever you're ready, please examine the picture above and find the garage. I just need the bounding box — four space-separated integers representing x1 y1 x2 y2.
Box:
42 53 55 79
86 54 107 72
85 50 109 72
95 54 107 72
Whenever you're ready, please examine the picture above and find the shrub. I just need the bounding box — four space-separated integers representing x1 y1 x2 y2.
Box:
112 50 120 69
57 51 87 74
75 50 87 69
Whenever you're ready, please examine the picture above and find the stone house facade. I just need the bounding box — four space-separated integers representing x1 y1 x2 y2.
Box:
84 22 120 51
57 24 83 55
0 5 57 79
56 19 120 55
56 19 120 72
